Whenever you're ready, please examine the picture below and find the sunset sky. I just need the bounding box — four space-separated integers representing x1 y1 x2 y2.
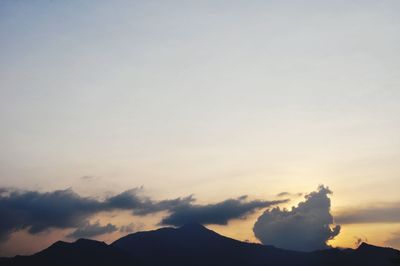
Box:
1 0 400 256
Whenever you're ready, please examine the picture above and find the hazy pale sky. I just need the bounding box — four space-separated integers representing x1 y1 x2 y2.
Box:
1 0 400 256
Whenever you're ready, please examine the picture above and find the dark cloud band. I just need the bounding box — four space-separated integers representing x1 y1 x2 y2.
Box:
0 188 102 239
161 197 289 226
0 187 286 241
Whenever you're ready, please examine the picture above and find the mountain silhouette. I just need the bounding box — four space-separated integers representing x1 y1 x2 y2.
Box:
112 222 304 266
0 238 137 266
1 223 399 266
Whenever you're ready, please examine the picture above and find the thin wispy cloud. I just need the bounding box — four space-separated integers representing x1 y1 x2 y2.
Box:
276 192 303 198
336 203 400 224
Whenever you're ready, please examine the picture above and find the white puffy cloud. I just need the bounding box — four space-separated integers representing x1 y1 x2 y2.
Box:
253 185 340 251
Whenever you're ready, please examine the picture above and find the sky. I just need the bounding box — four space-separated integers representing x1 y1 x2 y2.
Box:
1 0 400 256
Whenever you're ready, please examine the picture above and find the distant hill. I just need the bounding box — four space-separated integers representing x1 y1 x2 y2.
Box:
2 223 399 266
0 238 137 266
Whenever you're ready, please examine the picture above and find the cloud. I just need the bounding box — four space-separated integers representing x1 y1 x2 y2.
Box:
161 196 289 226
335 203 400 224
80 175 94 180
119 223 136 233
276 192 303 198
106 188 195 215
276 192 290 197
0 188 103 240
0 187 190 240
253 185 341 251
80 175 97 181
0 187 283 241
67 221 117 239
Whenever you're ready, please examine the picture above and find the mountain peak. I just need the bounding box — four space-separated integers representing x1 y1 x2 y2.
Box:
356 241 400 259
49 240 69 249
75 238 106 246
179 222 208 231
357 242 381 251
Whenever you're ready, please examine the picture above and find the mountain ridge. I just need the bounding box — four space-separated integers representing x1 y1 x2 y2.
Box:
1 223 399 266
